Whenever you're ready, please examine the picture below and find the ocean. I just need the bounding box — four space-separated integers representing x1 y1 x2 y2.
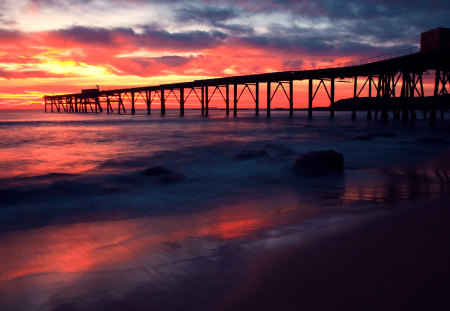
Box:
1 109 449 310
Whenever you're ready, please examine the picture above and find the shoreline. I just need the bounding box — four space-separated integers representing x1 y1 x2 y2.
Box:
216 195 450 310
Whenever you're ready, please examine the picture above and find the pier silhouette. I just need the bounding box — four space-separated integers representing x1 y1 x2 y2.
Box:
44 28 450 121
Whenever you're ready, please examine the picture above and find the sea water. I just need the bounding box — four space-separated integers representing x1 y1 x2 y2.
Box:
0 109 449 310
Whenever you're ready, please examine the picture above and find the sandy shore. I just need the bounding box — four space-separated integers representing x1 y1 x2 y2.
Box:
215 196 450 311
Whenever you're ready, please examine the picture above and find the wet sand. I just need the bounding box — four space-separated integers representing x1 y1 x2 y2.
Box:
216 196 450 311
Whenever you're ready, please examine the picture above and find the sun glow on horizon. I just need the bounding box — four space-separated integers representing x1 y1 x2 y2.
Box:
0 0 445 109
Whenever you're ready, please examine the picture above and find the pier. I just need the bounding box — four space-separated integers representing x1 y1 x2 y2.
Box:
44 29 450 121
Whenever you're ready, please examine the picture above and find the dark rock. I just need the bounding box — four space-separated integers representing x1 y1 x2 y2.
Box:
355 133 398 140
234 149 270 160
142 166 184 183
416 137 450 145
292 150 344 178
264 144 295 156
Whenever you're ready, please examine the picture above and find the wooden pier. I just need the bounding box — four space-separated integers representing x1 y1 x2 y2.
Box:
44 30 450 122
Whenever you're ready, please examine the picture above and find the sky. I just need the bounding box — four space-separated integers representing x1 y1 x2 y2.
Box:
0 0 449 109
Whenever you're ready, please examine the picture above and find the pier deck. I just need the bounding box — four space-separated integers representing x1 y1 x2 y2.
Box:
44 45 450 122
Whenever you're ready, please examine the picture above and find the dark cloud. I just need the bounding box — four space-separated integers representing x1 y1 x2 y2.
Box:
282 59 305 70
148 0 448 57
2 0 449 81
233 22 416 59
127 55 192 68
140 27 227 50
54 26 131 45
0 68 67 79
152 56 192 67
49 25 227 50
22 0 450 56
176 5 239 26
215 22 254 35
0 29 24 41
29 0 94 8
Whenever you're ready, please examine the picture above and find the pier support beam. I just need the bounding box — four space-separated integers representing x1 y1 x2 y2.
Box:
131 92 135 114
180 88 185 116
234 84 238 117
381 74 390 121
330 78 335 119
226 84 230 116
401 72 408 121
308 79 312 119
289 80 294 117
352 76 357 120
161 89 165 116
410 73 417 120
255 82 259 116
95 96 102 113
433 70 449 121
367 76 372 120
147 91 151 115
205 86 209 116
267 82 271 117
106 95 111 113
430 70 440 124
201 87 205 116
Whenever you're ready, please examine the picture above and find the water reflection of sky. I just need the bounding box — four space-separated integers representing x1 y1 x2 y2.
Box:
1 166 449 310
1 111 450 310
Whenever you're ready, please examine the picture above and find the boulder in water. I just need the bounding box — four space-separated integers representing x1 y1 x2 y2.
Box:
264 144 295 157
292 150 344 178
355 133 398 140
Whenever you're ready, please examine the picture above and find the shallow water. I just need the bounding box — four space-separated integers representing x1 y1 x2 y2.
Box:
0 109 449 310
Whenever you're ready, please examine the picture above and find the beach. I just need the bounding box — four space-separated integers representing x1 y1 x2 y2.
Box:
216 196 450 311
0 109 449 310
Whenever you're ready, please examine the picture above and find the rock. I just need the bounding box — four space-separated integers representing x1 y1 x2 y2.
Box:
355 133 398 140
416 137 450 145
264 144 295 156
234 149 270 160
292 150 344 178
142 166 184 183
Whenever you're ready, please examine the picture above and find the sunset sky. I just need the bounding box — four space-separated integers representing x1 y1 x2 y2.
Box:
0 0 449 109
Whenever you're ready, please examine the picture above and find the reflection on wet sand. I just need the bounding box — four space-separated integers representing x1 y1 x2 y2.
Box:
0 167 448 311
342 168 450 206
0 190 317 310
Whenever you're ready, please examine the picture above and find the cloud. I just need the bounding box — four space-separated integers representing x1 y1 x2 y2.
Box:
1 0 449 108
54 26 123 45
282 59 305 70
176 4 239 26
0 29 24 41
139 27 227 50
0 68 67 79
45 25 227 51
152 56 193 67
